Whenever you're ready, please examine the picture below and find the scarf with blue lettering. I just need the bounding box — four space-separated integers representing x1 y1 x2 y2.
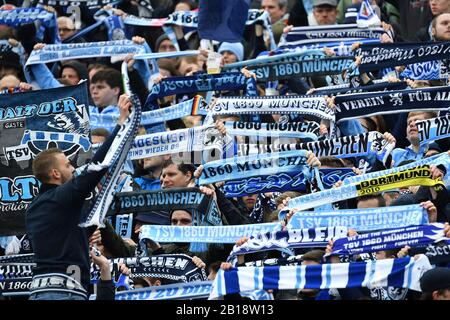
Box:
334 85 450 123
209 256 432 299
342 152 449 185
246 57 354 82
400 60 448 80
223 49 326 71
278 24 385 48
226 226 348 264
145 72 256 111
310 80 408 96
0 8 60 44
239 131 394 165
330 223 450 256
199 150 310 185
276 38 380 56
223 168 355 198
416 114 450 145
91 254 208 284
107 281 213 300
25 40 146 66
79 63 141 228
211 95 334 122
90 95 206 131
224 121 320 140
355 42 450 73
286 165 445 212
140 222 281 244
128 124 223 161
286 204 429 232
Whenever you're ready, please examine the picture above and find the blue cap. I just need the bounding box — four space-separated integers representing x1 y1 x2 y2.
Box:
218 42 244 62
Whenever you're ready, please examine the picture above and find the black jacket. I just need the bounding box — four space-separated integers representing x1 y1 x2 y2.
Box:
26 125 121 292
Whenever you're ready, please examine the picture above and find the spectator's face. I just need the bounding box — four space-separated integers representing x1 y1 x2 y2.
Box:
357 198 379 209
407 113 427 144
261 0 285 23
90 81 119 108
171 210 192 226
158 39 176 52
242 194 257 210
61 67 80 85
375 251 387 260
0 74 20 89
221 50 238 65
91 135 106 144
53 153 75 184
313 5 338 25
58 17 76 40
432 13 450 40
175 2 191 11
430 0 450 16
161 164 192 189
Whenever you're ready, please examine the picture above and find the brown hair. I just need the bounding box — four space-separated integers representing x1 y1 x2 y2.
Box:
32 148 63 183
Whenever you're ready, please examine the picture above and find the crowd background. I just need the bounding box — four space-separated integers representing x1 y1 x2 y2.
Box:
0 0 449 301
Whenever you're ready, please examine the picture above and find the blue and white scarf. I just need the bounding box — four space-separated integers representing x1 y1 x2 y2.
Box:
310 80 408 96
224 121 320 140
211 95 333 121
286 165 444 211
140 222 281 244
409 243 450 265
342 152 449 185
276 38 380 56
247 57 354 82
286 204 429 232
355 42 450 73
110 281 213 300
401 60 448 80
223 49 326 70
128 124 222 160
91 254 208 283
334 85 450 123
330 223 450 256
0 7 60 44
223 168 355 198
278 24 384 48
199 150 310 185
227 226 348 263
90 95 206 131
416 114 450 145
145 72 256 111
239 131 394 165
25 40 146 65
209 256 432 299
80 63 141 228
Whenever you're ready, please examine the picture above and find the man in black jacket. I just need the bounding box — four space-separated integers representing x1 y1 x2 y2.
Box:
26 94 131 300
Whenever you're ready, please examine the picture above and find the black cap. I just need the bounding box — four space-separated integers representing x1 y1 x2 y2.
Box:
420 267 450 292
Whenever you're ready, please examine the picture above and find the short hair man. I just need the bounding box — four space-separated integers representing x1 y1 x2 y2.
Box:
261 0 289 43
431 12 450 40
90 68 122 113
391 111 437 166
58 16 76 41
26 94 131 300
313 0 339 26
